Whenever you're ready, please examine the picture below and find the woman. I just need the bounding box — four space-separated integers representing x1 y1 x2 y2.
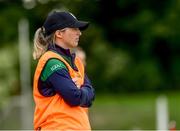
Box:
32 11 95 130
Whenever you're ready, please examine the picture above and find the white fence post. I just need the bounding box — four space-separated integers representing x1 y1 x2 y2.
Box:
18 18 33 129
156 95 169 131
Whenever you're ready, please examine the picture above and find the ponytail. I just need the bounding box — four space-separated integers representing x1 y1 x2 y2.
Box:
33 28 55 60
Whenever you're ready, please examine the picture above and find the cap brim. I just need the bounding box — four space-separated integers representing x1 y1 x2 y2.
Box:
73 21 89 30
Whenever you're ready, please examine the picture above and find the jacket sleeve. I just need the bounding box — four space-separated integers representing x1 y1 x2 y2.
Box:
80 74 95 107
47 68 95 107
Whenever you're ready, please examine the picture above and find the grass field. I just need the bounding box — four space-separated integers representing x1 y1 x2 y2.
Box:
0 91 179 130
90 91 180 130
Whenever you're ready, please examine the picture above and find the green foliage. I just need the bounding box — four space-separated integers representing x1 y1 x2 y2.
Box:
90 0 180 92
0 44 19 107
0 2 25 44
0 0 179 96
0 0 179 129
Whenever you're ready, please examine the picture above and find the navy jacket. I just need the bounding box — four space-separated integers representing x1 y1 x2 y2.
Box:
38 44 95 107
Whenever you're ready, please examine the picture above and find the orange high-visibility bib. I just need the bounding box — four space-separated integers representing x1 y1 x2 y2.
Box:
33 51 90 130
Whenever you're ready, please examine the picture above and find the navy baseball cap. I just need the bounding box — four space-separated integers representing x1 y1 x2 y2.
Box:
42 11 89 36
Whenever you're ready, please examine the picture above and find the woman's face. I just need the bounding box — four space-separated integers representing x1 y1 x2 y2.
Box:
60 28 82 49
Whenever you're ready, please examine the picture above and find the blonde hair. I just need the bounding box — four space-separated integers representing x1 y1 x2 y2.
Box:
33 28 55 60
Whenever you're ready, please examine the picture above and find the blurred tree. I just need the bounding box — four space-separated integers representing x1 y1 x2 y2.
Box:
0 0 179 95
92 0 180 92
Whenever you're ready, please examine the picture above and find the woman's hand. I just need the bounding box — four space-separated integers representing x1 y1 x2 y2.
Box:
72 77 81 89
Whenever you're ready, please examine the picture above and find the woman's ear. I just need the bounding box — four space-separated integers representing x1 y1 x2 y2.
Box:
55 30 63 39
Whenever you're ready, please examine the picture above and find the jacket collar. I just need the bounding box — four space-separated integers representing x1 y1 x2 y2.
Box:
48 44 78 71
